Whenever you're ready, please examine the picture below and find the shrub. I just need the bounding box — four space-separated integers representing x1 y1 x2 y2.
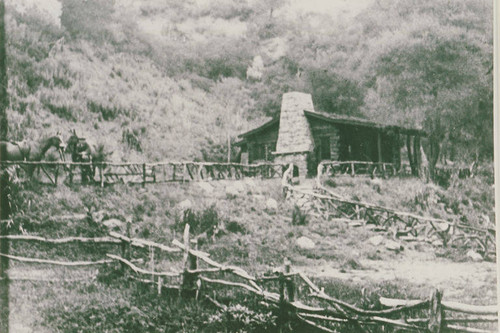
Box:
174 204 220 237
43 102 76 121
226 220 247 234
200 139 239 162
88 101 128 121
324 178 337 188
291 205 308 226
122 129 142 152
205 304 277 333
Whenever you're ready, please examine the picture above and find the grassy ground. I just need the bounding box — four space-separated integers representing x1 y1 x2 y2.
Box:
7 173 498 332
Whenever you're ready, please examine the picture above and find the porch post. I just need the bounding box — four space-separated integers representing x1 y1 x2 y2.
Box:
377 131 383 163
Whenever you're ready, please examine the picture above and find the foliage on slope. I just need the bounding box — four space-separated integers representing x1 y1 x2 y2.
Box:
5 0 493 163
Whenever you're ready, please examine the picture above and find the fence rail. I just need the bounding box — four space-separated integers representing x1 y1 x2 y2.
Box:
2 161 287 186
318 160 399 178
2 225 496 332
284 164 495 257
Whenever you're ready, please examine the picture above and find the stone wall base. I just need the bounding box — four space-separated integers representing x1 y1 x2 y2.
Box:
274 152 309 179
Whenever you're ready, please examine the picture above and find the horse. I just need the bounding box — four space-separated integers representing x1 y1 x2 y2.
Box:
0 133 66 177
65 130 108 183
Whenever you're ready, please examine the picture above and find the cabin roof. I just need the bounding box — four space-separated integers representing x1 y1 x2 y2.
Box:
237 118 279 138
303 110 427 136
237 110 426 142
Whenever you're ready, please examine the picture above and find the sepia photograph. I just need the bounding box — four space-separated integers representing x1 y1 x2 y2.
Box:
0 0 497 332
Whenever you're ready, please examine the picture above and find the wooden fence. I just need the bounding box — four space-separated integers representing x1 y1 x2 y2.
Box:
284 164 496 258
1 161 286 186
1 224 497 332
318 161 400 178
317 161 477 181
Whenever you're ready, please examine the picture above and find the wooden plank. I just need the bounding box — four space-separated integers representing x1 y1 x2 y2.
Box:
109 232 181 253
0 235 121 244
442 301 498 315
0 253 113 266
445 325 497 333
106 254 180 277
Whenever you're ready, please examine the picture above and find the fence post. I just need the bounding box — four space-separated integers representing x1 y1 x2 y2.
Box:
181 224 198 298
99 165 104 188
284 258 295 303
428 289 444 333
278 258 295 332
157 277 163 295
142 163 146 187
0 170 11 333
54 165 58 186
120 220 132 274
150 246 155 284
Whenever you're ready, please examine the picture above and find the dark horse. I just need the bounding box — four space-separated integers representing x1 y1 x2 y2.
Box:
65 130 108 183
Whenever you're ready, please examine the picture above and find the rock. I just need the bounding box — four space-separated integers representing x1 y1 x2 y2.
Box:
244 178 256 188
225 185 240 198
466 250 483 262
295 197 308 208
296 236 315 250
435 222 449 232
231 181 246 193
385 240 404 251
266 198 278 211
432 240 443 247
481 214 491 225
103 218 124 231
197 182 214 194
92 210 107 223
252 194 265 201
177 199 193 212
369 235 384 246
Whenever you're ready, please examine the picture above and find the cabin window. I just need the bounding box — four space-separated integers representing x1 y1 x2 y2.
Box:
251 142 276 162
320 136 331 160
265 141 276 161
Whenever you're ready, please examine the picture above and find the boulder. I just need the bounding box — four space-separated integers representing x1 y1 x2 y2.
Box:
231 181 246 193
385 240 404 252
226 185 240 198
368 235 384 246
197 182 214 194
266 198 278 211
92 210 107 223
103 218 124 231
252 194 265 201
177 199 193 212
466 250 483 262
244 178 256 188
296 236 315 250
295 197 309 208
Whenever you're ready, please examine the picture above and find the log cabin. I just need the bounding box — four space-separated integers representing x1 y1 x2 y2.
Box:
236 92 425 177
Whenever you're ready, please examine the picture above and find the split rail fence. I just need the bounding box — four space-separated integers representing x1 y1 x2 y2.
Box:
1 161 286 186
284 164 496 258
318 161 400 178
0 223 497 332
317 161 477 180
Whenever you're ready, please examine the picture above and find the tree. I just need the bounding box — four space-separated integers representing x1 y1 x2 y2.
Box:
0 0 7 140
0 2 9 332
359 0 493 176
61 0 115 42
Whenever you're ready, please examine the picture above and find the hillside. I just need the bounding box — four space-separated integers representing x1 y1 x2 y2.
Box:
8 175 497 332
4 0 493 164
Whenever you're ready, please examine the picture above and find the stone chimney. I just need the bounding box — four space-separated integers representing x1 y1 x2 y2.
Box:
274 92 315 178
275 92 314 154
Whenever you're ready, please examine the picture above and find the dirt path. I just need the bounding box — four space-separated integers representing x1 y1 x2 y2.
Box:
298 255 497 302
